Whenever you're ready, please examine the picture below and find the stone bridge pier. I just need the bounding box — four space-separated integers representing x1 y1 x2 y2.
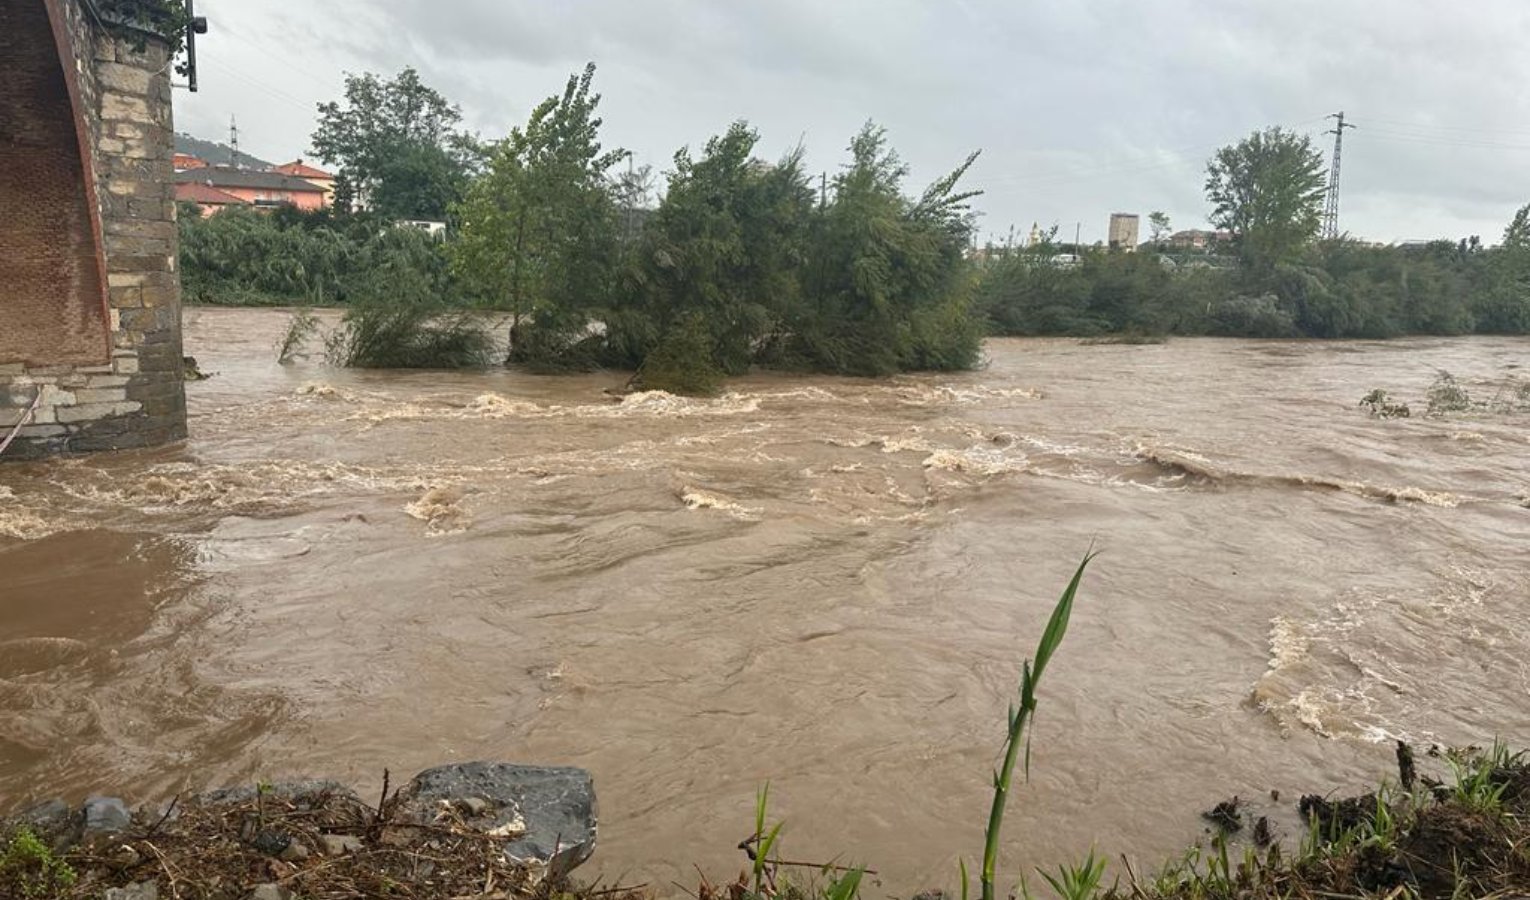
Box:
0 0 186 458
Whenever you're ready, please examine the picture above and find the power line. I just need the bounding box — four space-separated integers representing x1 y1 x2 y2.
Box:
1360 129 1530 153
976 115 1331 195
202 57 316 114
1362 116 1530 139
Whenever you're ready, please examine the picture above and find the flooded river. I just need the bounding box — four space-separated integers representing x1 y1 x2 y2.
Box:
3 308 1529 891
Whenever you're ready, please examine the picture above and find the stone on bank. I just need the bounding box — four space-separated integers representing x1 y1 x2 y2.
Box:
2 762 597 897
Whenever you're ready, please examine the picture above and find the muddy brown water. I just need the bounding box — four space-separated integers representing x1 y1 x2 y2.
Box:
3 308 1529 892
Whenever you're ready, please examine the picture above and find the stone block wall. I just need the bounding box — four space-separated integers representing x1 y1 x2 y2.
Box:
0 0 186 459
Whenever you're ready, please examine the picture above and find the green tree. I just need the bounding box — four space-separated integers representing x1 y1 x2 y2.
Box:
1476 202 1530 332
793 123 982 374
1205 127 1328 274
1502 203 1530 251
451 63 626 366
616 122 815 373
311 68 473 220
1147 210 1171 245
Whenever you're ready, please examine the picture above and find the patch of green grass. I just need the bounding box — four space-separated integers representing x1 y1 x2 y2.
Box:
0 827 77 899
1033 849 1110 900
1443 740 1523 815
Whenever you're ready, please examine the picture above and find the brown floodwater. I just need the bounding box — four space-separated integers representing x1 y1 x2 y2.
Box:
3 308 1529 891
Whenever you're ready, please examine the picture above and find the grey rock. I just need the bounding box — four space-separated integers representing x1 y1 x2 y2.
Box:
249 829 290 857
460 796 489 817
104 882 159 900
397 763 597 878
12 799 79 849
83 795 134 840
16 798 71 826
278 840 310 862
319 833 363 856
246 885 292 900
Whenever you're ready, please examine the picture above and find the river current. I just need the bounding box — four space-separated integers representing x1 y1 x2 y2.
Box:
2 308 1528 891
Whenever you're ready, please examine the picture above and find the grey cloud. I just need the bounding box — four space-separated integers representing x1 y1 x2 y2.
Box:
182 0 1530 244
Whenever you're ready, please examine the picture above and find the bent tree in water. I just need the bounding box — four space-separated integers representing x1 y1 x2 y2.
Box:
969 552 1095 900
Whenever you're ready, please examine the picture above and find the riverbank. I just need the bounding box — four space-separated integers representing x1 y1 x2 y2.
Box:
2 763 604 900
6 743 1529 899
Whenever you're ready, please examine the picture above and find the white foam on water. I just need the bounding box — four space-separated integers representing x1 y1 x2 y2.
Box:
679 487 762 521
294 382 356 401
921 446 1029 476
0 486 75 541
885 383 1044 406
404 486 471 536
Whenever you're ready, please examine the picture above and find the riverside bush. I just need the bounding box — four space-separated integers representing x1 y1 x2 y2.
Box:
975 220 1530 340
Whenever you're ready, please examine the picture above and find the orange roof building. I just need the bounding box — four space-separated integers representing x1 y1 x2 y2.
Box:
174 167 330 213
272 159 335 205
174 181 248 216
173 152 207 171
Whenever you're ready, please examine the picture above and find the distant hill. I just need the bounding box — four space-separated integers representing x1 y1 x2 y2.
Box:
174 133 274 170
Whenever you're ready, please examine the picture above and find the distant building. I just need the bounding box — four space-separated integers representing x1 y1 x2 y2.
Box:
1166 229 1233 251
1108 213 1139 251
173 152 207 171
272 159 335 205
400 219 447 238
174 166 329 212
175 182 248 216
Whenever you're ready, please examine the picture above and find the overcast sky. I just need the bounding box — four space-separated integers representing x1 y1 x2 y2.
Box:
178 1 1530 245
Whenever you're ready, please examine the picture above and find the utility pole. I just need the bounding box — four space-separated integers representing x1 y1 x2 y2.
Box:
1323 111 1357 240
820 172 827 210
1074 222 1081 253
228 114 241 169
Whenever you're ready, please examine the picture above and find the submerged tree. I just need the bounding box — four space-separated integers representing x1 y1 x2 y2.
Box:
792 123 983 374
451 62 626 368
1205 127 1328 275
615 121 816 374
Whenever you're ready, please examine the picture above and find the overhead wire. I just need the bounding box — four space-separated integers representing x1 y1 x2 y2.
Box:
976 114 1330 195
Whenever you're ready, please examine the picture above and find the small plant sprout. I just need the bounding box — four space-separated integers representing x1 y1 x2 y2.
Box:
967 552 1095 900
751 783 786 897
1037 849 1110 900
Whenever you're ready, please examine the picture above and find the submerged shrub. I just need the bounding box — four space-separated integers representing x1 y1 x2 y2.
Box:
277 308 323 365
636 315 725 396
1426 370 1473 415
327 303 493 369
1359 389 1411 419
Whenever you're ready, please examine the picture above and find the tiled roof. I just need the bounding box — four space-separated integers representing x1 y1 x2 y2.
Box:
174 166 327 193
274 160 334 180
175 182 247 205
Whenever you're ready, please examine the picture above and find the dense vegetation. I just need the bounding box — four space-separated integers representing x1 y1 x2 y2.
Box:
178 205 461 308
974 232 1529 339
182 65 981 381
978 127 1530 340
179 70 1530 383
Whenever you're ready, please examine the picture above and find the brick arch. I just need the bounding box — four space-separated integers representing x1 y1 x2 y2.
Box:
0 0 111 366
